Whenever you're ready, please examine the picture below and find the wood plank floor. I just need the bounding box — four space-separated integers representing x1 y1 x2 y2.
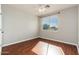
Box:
2 38 78 55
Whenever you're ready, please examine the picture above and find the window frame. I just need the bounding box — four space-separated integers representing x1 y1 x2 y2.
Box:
41 15 60 31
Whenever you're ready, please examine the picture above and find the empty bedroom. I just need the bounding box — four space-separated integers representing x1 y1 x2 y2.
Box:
0 4 79 55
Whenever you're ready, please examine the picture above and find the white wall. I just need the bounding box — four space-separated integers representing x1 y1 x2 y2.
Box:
0 4 2 55
1 5 78 48
39 6 78 45
77 5 79 53
2 5 38 46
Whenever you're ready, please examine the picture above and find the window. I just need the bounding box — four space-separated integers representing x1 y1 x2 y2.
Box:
42 15 59 31
42 16 50 30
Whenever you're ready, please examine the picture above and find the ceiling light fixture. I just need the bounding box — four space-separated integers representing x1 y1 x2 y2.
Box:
38 5 50 13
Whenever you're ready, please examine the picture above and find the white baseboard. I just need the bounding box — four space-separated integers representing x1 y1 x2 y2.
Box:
2 36 79 54
40 37 79 54
2 37 38 47
2 36 78 46
40 37 77 46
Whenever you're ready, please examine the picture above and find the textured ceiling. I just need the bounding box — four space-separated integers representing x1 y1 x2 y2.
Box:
7 4 77 16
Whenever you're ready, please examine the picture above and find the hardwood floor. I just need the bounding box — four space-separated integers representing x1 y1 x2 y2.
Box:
2 38 78 55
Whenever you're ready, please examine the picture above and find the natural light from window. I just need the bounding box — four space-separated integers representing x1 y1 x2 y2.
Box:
42 15 59 31
32 41 64 55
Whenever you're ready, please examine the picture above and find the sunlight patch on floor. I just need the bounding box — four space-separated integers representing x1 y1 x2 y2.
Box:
32 41 64 55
